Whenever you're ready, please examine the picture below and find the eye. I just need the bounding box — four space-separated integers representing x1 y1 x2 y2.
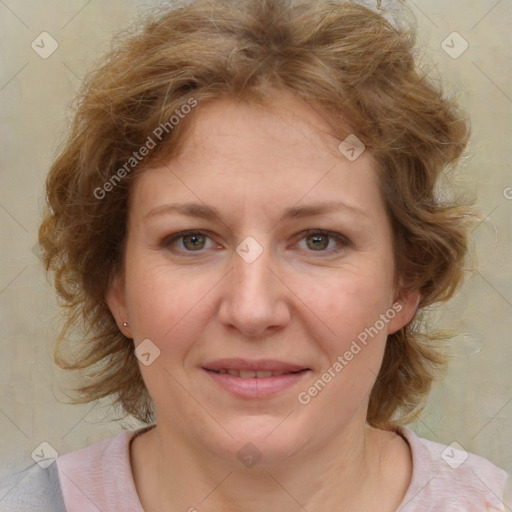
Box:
296 230 350 253
161 230 215 252
161 229 350 255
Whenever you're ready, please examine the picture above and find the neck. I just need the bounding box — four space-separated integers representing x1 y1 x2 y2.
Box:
131 414 408 512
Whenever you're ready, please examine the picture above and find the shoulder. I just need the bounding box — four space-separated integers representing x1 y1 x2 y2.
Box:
0 425 153 512
55 425 153 511
397 426 511 512
0 462 66 512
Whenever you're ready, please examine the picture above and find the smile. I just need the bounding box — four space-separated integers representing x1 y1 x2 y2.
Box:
203 367 310 398
210 369 303 378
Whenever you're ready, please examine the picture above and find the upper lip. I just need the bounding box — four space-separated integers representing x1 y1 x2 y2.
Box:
203 358 309 373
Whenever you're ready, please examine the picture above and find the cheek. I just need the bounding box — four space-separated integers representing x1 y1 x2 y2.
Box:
122 242 211 344
292 270 393 421
289 264 395 411
291 263 395 347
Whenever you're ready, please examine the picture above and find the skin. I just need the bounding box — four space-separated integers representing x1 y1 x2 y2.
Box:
107 92 420 511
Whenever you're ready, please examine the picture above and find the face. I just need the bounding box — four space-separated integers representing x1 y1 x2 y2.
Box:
107 93 419 464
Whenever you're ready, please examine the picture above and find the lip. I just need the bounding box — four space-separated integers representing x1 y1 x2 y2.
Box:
202 358 311 399
203 358 308 373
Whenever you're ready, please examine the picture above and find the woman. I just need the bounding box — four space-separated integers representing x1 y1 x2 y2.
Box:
1 0 510 510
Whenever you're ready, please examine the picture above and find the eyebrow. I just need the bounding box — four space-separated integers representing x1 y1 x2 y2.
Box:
143 200 367 224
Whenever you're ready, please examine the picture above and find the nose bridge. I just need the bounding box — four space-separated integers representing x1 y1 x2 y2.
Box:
218 238 290 335
234 247 272 296
233 233 274 292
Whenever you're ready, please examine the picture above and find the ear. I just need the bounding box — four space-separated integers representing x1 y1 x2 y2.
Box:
387 287 421 335
105 273 133 338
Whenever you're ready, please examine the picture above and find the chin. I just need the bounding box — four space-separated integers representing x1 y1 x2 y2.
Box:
210 415 310 464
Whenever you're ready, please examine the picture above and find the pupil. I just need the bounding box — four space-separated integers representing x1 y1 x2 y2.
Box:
309 234 327 250
185 234 204 250
181 234 329 251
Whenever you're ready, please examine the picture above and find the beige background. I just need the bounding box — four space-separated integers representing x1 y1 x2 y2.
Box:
0 0 511 484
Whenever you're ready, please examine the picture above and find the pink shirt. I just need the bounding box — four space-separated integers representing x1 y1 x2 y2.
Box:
54 425 510 511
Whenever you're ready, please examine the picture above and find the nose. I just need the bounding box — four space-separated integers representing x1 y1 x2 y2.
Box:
217 242 291 338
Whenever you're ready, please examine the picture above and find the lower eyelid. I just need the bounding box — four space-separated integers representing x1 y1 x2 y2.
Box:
162 230 349 253
296 232 349 252
162 231 213 250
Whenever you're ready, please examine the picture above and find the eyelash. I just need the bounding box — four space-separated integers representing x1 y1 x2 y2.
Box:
161 229 350 256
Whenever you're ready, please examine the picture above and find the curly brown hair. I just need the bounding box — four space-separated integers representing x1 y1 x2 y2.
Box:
39 0 475 427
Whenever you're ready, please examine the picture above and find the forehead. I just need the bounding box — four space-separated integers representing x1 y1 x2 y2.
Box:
179 93 352 166
130 93 383 224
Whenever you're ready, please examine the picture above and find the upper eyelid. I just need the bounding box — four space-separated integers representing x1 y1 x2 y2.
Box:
295 230 351 251
163 229 350 251
301 229 350 243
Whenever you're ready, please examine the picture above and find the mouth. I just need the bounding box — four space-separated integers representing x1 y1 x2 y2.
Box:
205 369 307 378
202 359 311 398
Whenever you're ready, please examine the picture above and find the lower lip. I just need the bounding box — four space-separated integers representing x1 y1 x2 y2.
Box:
203 369 310 398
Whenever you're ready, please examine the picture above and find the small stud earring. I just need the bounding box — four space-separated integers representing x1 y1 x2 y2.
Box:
123 322 128 327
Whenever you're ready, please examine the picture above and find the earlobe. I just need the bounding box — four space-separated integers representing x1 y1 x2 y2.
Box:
105 275 132 338
387 288 421 335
